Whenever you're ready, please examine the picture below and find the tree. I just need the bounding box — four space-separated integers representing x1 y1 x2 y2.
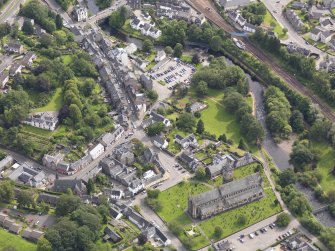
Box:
237 215 247 225
164 46 173 55
196 119 205 134
238 138 247 150
37 238 52 251
138 233 148 245
56 194 81 216
143 39 153 53
218 134 227 142
282 28 288 35
300 218 323 235
195 166 206 180
290 110 304 133
109 8 126 29
69 104 82 123
55 14 63 29
214 226 223 237
17 189 36 208
195 81 208 97
276 212 291 227
209 36 222 51
0 180 14 203
278 169 296 187
22 20 34 35
176 113 196 132
39 33 55 48
86 178 95 195
192 54 201 64
290 140 315 171
327 189 335 203
146 122 165 137
173 43 183 58
147 189 160 199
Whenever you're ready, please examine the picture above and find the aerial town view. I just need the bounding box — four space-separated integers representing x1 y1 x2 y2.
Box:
0 0 335 250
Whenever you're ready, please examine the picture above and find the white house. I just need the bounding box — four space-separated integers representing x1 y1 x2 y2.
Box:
174 134 198 149
153 136 168 149
128 179 145 195
23 112 59 131
89 143 105 160
143 170 156 180
310 27 323 41
155 50 166 62
321 31 333 43
73 5 88 22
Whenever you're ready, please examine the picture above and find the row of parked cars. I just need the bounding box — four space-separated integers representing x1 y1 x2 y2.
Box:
238 223 277 243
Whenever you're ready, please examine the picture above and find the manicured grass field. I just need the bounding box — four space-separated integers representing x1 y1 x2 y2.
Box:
0 228 36 251
262 11 287 40
156 181 210 224
33 87 63 112
312 141 335 192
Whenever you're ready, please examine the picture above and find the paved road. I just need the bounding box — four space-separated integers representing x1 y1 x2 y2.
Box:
0 0 26 23
262 0 323 56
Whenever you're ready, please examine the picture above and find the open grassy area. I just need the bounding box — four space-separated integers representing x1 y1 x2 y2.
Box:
262 11 288 40
154 164 281 250
0 228 36 251
311 141 335 192
33 87 63 112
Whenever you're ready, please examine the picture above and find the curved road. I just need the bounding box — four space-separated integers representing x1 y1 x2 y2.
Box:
186 0 335 122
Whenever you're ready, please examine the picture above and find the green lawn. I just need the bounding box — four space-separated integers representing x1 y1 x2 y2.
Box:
312 141 335 192
0 228 36 251
33 87 63 112
61 55 72 65
262 11 288 40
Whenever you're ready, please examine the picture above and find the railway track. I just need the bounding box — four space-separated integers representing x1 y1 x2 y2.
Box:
186 0 335 122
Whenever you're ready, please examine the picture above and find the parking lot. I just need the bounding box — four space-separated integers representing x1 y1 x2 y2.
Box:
149 58 195 88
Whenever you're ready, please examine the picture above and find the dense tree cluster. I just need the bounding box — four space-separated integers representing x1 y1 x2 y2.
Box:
96 0 113 10
55 0 75 10
42 192 109 251
20 0 58 33
281 185 311 216
146 122 165 136
223 90 264 144
241 2 267 25
289 139 316 172
264 86 292 140
161 20 187 46
192 57 249 95
176 113 196 132
108 6 128 29
275 212 291 228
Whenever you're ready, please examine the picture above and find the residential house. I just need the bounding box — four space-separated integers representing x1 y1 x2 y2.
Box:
114 142 135 165
21 51 36 68
143 170 156 180
37 193 59 206
179 151 199 171
89 143 105 160
227 10 246 26
308 6 326 20
0 72 9 88
206 154 235 179
9 223 22 234
23 112 59 131
100 125 124 148
321 30 333 43
286 9 304 31
4 42 23 54
132 56 149 70
153 135 168 149
287 42 311 56
8 164 46 188
0 213 7 226
174 134 198 149
22 229 44 242
155 50 166 62
127 0 142 9
219 0 253 9
0 155 13 172
329 38 335 49
142 111 171 129
291 1 308 10
9 62 23 77
320 18 334 29
109 206 123 220
103 226 122 243
310 27 323 41
42 153 64 170
285 233 319 251
110 189 124 200
140 74 153 90
243 22 257 33
73 5 88 22
53 178 86 195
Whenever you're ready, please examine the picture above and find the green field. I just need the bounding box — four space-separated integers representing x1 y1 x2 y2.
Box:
262 11 288 39
33 87 63 112
155 164 281 250
312 141 335 192
0 228 36 251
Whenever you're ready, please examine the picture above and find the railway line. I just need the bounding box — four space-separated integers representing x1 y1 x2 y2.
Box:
186 0 335 122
